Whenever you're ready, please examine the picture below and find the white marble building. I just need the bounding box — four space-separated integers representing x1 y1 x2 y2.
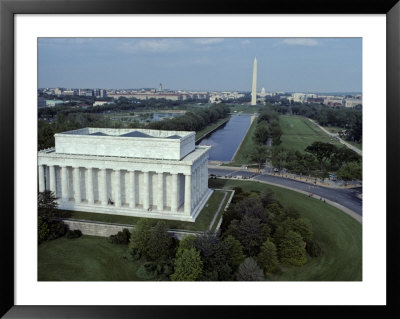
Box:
38 128 212 222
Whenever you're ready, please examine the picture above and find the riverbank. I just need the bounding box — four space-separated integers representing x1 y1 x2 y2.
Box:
224 113 258 165
195 116 230 142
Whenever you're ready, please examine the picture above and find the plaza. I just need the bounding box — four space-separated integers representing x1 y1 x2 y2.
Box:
37 128 212 222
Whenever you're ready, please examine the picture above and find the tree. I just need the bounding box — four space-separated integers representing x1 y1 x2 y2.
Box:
234 197 268 222
253 121 270 145
146 221 173 262
269 146 288 171
237 215 270 256
337 161 362 181
236 257 265 281
170 248 203 281
249 145 268 172
269 122 282 146
38 190 59 220
176 234 196 258
288 218 313 243
193 233 232 280
305 142 337 170
260 188 276 207
278 230 307 266
258 238 279 273
223 235 246 270
128 218 152 259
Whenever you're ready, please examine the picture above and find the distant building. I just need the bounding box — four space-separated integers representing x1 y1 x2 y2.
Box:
344 98 362 108
93 101 111 106
45 99 65 107
79 89 94 97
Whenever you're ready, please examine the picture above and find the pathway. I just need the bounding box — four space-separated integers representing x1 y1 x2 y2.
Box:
308 118 362 156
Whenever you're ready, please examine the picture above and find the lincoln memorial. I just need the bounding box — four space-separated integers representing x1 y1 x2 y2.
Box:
37 128 212 222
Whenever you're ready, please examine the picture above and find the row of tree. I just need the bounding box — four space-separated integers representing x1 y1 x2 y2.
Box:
268 141 362 180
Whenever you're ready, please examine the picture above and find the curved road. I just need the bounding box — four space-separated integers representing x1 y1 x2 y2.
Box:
208 167 362 217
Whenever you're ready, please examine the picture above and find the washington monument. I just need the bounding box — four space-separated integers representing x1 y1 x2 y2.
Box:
251 57 257 105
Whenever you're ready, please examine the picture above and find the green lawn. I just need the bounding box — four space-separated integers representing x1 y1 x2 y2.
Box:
280 115 342 153
210 190 232 232
38 235 148 281
229 118 259 165
195 117 230 141
56 190 227 232
209 178 362 281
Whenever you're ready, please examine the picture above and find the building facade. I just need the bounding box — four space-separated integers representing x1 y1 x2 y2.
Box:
38 128 212 222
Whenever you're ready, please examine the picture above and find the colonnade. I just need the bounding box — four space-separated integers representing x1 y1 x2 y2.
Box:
38 159 209 217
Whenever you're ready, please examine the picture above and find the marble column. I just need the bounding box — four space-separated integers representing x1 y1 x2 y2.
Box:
73 167 81 203
129 171 136 208
195 167 200 205
49 165 56 194
100 168 108 205
184 174 191 215
157 172 164 211
38 165 45 192
143 171 150 210
191 173 195 209
171 173 178 212
114 169 121 207
87 168 94 204
61 166 68 201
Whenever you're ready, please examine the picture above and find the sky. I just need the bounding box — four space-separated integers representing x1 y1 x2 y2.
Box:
38 38 362 93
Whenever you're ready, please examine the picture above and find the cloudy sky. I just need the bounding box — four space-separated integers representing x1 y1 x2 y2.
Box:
38 38 362 93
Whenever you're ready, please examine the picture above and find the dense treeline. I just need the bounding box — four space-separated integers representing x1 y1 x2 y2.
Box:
38 96 207 119
147 104 229 132
38 104 229 150
267 103 362 143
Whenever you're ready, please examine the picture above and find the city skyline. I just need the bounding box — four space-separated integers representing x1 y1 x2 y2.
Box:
38 37 362 92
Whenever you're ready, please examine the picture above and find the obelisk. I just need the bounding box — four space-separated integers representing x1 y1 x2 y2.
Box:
251 57 257 105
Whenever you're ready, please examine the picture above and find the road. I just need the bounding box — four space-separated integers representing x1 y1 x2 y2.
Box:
308 118 362 156
208 167 362 217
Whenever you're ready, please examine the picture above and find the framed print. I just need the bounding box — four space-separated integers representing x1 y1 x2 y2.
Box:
1 0 399 318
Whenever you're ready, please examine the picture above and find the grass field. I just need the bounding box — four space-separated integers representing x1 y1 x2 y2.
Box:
56 190 227 232
38 235 156 281
280 116 342 153
209 178 362 281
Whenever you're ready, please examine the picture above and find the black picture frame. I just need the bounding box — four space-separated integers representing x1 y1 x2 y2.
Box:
1 0 399 318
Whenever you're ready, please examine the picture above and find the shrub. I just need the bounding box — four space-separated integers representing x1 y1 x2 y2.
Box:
306 240 323 257
38 217 50 244
65 229 82 239
136 262 158 280
108 228 131 245
47 220 68 240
